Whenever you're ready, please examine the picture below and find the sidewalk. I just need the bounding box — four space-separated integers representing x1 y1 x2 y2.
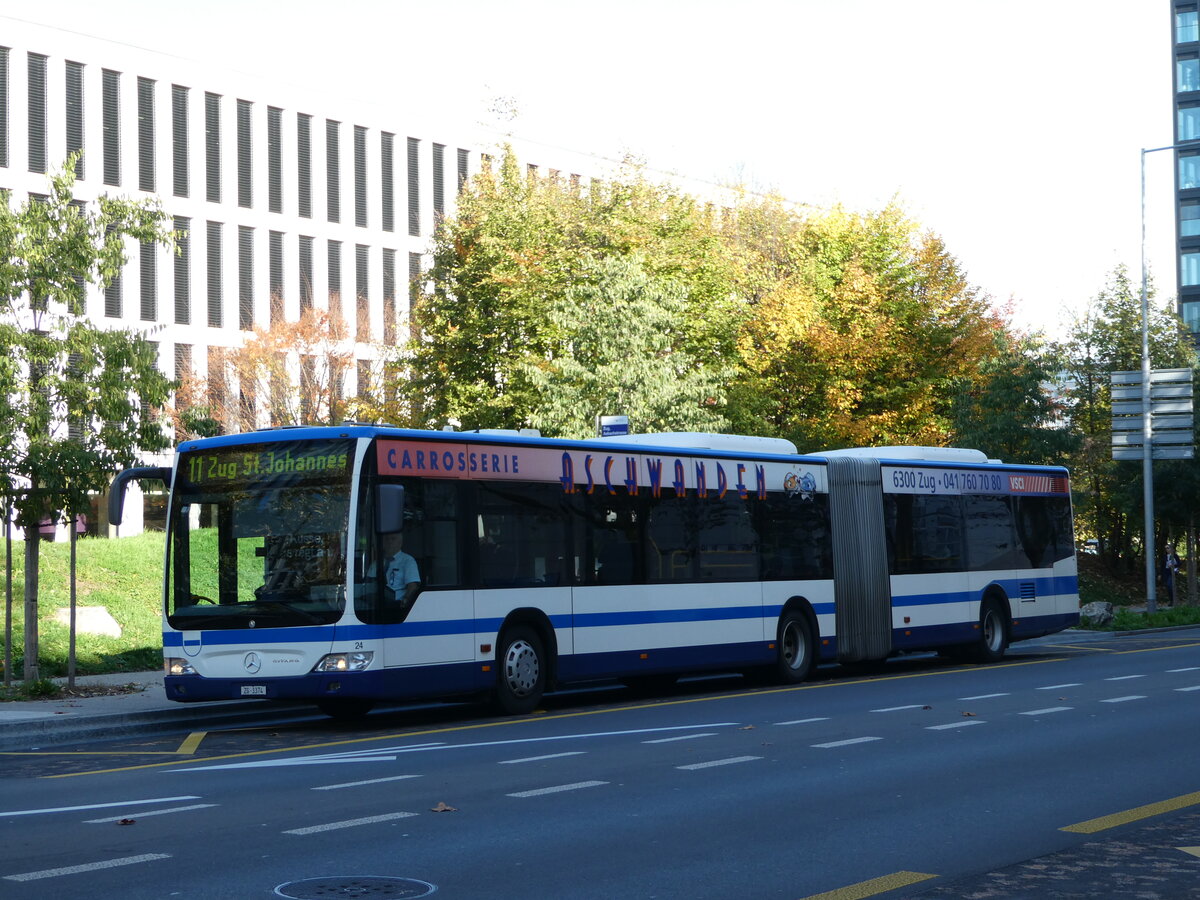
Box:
0 669 310 752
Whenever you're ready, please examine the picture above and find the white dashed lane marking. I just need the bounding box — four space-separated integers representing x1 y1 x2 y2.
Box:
775 717 830 725
927 720 986 731
812 737 883 749
499 752 586 764
958 693 1008 700
1100 696 1146 704
507 781 608 798
284 812 418 834
4 854 171 882
85 804 216 823
643 733 717 744
1020 707 1073 716
677 756 762 771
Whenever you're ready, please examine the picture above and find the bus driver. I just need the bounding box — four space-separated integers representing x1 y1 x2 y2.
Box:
378 532 421 608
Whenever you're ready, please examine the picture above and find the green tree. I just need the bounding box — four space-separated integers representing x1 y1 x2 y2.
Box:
1056 265 1195 571
406 147 740 431
950 331 1077 465
517 255 730 438
0 160 175 682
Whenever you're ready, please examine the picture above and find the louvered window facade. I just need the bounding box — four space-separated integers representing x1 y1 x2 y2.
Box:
355 243 369 341
137 77 155 191
27 53 46 173
65 61 84 178
407 136 419 236
299 235 314 312
174 342 191 381
0 47 8 168
104 227 122 316
237 99 252 208
327 239 342 320
172 85 188 197
354 125 367 227
382 247 396 344
297 112 312 218
380 132 394 232
267 106 282 213
408 251 422 306
140 240 156 321
432 142 445 218
206 220 222 328
174 215 190 324
239 226 254 331
205 92 220 203
269 229 284 325
326 118 340 223
102 69 120 185
458 147 469 192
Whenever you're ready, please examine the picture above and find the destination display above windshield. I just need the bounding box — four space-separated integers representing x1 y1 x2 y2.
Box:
884 465 1068 496
181 442 351 487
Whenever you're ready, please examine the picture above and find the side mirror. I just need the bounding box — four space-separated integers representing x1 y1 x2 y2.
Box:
108 467 172 526
376 483 406 534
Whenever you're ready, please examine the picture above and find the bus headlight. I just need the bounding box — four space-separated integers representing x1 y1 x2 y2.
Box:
314 651 374 673
165 658 197 676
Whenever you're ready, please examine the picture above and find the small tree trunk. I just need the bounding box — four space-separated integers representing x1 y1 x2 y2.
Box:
68 519 77 688
4 501 12 690
22 527 40 684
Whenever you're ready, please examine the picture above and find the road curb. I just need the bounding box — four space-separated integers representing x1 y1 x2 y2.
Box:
0 700 319 752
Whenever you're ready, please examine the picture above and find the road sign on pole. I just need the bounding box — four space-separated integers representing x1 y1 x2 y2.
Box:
1110 368 1194 461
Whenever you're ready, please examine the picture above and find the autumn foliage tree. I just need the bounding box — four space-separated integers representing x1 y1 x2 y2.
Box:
172 307 356 438
726 200 1005 452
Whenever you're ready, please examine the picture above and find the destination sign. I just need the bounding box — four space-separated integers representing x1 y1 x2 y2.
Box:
182 441 352 487
884 465 1068 496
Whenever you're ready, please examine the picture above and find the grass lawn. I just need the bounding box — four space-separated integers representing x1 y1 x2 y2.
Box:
1 530 166 682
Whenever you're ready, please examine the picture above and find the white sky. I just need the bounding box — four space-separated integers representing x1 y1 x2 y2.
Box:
19 0 1179 339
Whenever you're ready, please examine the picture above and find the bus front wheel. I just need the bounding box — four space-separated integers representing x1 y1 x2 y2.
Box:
775 610 815 684
495 625 546 715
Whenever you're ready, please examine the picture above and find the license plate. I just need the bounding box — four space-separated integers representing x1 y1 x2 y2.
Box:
240 685 267 696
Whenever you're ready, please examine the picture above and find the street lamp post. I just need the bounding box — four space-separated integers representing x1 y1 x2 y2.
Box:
1140 142 1191 614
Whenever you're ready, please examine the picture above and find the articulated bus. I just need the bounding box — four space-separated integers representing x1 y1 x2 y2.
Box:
109 426 1079 717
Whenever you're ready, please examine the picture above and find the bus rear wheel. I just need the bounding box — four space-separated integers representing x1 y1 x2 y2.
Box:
774 610 815 684
495 625 546 715
972 597 1010 663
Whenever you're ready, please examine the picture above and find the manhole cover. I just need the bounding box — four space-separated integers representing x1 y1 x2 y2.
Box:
274 876 436 899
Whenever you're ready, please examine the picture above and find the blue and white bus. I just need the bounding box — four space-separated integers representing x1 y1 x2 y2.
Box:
109 426 1079 717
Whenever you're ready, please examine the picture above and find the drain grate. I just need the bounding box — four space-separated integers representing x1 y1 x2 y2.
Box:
274 876 436 899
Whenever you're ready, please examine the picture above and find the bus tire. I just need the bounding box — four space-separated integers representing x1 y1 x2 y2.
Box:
495 625 546 715
775 610 816 684
317 697 375 720
972 597 1010 663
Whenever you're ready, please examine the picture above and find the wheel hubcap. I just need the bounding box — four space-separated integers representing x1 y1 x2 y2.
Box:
782 621 805 670
504 640 540 696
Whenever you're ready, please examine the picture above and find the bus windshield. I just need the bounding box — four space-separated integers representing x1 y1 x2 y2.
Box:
166 439 354 630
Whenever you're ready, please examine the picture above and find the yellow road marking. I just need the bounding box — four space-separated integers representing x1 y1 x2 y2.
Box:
800 871 937 899
1180 846 1200 859
1061 790 1200 834
33 657 1073 778
175 732 206 755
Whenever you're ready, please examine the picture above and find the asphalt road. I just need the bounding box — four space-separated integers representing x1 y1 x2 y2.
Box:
2 632 1199 899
